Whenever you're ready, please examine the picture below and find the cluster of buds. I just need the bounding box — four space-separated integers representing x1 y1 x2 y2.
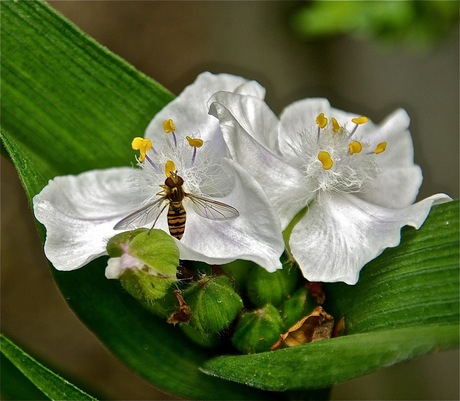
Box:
107 229 338 353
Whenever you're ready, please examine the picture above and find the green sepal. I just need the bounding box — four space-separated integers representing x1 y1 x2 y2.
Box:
246 260 300 308
106 228 149 257
231 304 284 354
183 275 243 335
280 286 317 329
120 268 176 303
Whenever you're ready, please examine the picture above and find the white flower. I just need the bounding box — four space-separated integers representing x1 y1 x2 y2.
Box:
33 73 285 273
209 92 452 284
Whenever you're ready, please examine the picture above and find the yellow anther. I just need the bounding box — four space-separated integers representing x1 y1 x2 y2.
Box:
163 119 176 133
316 113 328 129
131 137 152 162
373 142 387 154
331 118 340 133
349 141 363 155
164 160 176 177
351 116 368 125
186 136 204 148
317 151 334 170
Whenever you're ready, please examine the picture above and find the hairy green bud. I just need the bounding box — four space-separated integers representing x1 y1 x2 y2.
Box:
231 304 284 354
246 261 300 308
280 286 316 328
182 275 243 335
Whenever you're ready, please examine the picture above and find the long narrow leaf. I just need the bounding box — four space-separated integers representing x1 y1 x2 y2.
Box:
0 334 97 401
202 324 458 391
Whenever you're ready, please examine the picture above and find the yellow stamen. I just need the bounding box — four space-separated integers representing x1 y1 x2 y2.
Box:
186 136 204 148
349 141 363 155
351 116 368 125
163 119 176 133
316 113 328 129
165 160 176 177
373 142 387 154
331 118 340 133
131 137 152 162
318 151 333 170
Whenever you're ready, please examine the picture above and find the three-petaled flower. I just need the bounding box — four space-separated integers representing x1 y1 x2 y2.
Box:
33 73 285 274
209 91 451 284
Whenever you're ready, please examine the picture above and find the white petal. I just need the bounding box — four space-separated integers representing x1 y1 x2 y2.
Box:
145 72 249 145
33 167 146 271
290 191 452 285
358 165 423 208
177 159 285 272
278 98 332 160
209 90 280 151
209 99 311 228
359 109 421 208
234 79 266 99
367 109 414 168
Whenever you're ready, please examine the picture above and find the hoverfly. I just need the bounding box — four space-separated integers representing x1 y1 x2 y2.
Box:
114 171 239 240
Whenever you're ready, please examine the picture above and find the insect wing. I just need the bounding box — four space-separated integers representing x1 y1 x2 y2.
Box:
187 193 239 221
114 197 167 230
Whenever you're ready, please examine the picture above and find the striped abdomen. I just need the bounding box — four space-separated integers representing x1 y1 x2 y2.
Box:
167 202 186 240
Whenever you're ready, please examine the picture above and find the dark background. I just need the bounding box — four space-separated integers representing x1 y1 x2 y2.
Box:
2 2 458 399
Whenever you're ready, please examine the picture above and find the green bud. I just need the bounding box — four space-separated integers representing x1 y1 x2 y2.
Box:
221 259 254 293
231 304 284 354
120 268 176 302
280 286 316 328
107 228 148 257
129 229 179 277
246 261 300 308
180 324 221 349
107 229 179 279
182 275 243 335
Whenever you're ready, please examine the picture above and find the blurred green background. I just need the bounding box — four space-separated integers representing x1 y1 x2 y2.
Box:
2 1 458 399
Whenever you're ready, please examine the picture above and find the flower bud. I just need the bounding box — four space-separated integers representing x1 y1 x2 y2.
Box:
106 229 180 313
119 268 176 303
221 259 254 293
246 259 300 308
180 324 221 349
106 228 148 257
280 286 316 328
106 228 179 280
182 275 243 335
231 304 284 354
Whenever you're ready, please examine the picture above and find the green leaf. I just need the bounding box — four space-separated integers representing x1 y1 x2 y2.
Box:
1 0 174 197
202 324 458 391
1 2 270 399
0 334 97 401
202 201 460 390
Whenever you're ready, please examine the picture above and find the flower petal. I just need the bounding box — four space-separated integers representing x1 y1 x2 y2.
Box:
359 109 421 208
209 98 311 228
208 90 280 151
177 159 285 272
145 72 249 145
289 191 452 284
33 167 145 271
358 165 423 208
366 109 414 168
234 79 266 99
